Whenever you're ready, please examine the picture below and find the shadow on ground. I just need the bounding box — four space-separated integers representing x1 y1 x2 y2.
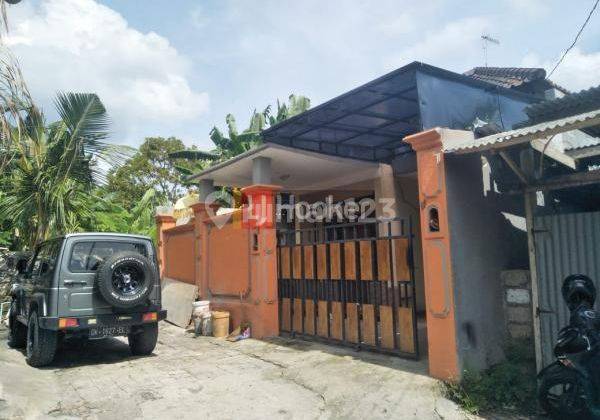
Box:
49 336 156 369
243 334 430 377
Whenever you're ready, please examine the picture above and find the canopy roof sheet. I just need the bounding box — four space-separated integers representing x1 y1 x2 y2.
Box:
262 61 537 162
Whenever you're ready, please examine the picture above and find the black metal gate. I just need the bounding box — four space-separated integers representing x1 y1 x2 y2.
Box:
276 218 419 358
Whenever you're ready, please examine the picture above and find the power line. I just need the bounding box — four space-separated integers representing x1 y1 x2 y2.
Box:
547 0 599 78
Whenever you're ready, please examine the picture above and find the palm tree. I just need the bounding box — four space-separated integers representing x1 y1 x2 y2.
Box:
0 91 121 249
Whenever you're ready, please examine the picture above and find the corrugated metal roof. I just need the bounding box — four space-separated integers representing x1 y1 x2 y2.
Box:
522 85 600 138
445 108 600 153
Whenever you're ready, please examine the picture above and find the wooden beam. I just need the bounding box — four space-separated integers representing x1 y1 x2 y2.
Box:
568 144 600 160
506 169 600 194
524 192 543 373
530 138 577 170
499 151 529 185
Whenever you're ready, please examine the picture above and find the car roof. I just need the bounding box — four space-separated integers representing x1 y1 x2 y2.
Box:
57 232 153 241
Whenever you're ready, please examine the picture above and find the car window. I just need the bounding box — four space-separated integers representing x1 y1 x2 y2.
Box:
69 241 148 272
31 240 62 279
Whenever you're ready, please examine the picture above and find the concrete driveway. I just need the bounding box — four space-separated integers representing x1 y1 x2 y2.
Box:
0 323 472 419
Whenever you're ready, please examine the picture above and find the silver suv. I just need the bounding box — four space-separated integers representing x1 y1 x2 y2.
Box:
7 233 166 367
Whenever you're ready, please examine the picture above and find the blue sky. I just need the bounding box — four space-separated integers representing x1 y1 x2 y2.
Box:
5 0 600 150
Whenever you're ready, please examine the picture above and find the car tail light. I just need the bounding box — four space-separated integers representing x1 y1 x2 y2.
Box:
58 318 79 329
143 312 157 322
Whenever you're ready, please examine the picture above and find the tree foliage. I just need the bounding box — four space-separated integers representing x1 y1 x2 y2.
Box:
81 187 161 239
106 137 198 209
0 90 124 249
202 94 311 163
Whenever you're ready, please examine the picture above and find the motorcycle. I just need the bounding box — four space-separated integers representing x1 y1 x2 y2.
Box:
538 274 600 419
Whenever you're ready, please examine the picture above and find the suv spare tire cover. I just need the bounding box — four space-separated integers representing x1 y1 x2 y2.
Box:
96 252 155 308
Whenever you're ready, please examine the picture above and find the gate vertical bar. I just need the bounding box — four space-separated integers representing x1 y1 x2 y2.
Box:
408 217 419 358
289 241 295 337
388 221 399 350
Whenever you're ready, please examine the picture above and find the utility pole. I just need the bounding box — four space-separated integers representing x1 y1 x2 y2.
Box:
481 34 500 67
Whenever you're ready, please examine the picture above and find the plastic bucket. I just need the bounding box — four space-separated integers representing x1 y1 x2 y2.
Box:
192 300 210 318
212 311 230 338
201 312 212 336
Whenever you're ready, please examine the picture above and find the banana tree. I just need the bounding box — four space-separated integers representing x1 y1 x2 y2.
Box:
208 112 265 162
169 94 311 173
263 94 311 126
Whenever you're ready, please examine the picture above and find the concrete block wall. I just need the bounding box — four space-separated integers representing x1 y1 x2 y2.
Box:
501 270 533 339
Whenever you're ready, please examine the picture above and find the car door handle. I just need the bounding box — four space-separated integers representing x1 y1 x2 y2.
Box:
63 280 88 286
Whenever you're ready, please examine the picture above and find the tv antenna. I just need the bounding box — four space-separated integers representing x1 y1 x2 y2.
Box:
481 34 500 67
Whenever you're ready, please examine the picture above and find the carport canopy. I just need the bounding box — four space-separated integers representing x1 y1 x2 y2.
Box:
261 61 537 162
187 143 382 193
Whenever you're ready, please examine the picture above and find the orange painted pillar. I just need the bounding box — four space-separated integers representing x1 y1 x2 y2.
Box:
155 214 176 278
191 202 220 297
241 184 281 338
405 129 460 381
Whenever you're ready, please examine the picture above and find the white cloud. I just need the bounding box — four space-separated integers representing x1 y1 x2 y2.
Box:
6 0 209 145
506 0 548 16
383 17 491 71
190 5 209 29
522 47 600 91
376 14 415 37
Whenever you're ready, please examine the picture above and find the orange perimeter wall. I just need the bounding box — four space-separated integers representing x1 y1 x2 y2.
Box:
156 186 280 339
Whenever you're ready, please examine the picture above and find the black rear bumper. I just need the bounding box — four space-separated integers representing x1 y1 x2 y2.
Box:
38 310 167 331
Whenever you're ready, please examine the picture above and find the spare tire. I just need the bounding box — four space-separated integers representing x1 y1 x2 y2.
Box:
96 252 155 308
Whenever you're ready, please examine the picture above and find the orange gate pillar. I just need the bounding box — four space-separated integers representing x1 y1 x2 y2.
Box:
155 214 176 278
241 184 281 338
405 128 460 381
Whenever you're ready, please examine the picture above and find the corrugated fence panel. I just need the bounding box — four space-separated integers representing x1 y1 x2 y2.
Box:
535 211 600 367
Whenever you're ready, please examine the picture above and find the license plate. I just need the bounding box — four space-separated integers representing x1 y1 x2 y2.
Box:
89 326 130 338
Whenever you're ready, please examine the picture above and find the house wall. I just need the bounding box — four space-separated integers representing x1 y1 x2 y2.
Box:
445 153 527 371
416 71 533 131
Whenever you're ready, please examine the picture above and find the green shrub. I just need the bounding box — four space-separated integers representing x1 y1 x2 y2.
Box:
443 340 537 415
